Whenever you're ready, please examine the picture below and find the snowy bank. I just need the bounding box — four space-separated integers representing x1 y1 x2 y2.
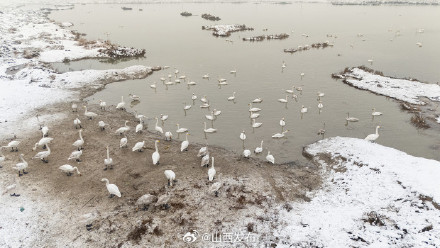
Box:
275 137 440 247
0 8 151 140
333 67 440 105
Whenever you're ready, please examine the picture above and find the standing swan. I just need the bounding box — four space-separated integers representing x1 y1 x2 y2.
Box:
59 164 81 176
266 151 275 164
83 106 98 120
3 140 20 152
155 117 164 134
115 121 130 135
116 96 126 110
152 140 160 165
255 140 263 154
365 126 381 142
104 146 113 170
181 133 189 152
101 178 121 198
164 170 176 186
136 118 143 133
13 154 28 176
72 129 84 151
208 157 216 181
120 134 128 148
33 144 51 163
280 118 286 132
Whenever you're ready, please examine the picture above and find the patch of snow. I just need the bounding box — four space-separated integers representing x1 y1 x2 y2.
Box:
276 137 440 247
60 22 73 27
341 68 440 105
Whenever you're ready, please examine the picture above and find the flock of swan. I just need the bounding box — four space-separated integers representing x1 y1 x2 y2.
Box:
0 63 384 201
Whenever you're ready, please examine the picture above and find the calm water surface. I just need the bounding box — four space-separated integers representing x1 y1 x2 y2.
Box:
50 3 440 163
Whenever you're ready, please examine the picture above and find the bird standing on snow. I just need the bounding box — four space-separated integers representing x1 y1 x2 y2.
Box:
13 154 28 176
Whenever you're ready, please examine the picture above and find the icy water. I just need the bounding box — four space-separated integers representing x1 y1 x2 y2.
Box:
50 3 440 163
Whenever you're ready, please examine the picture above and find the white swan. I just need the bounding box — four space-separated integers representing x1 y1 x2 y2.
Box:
120 134 128 148
181 133 189 152
365 126 380 142
201 152 210 167
176 124 188 138
72 129 84 151
74 117 82 129
135 118 143 133
191 93 198 102
243 149 251 158
346 112 359 122
203 74 209 79
160 114 168 125
280 118 286 132
183 103 191 116
248 103 261 112
210 182 222 197
281 61 286 69
2 140 20 152
198 146 208 157
165 131 173 141
104 145 113 170
272 130 289 138
33 137 53 151
132 140 145 152
239 130 246 148
136 194 158 210
150 82 157 90
203 122 217 139
116 96 126 110
200 95 208 103
252 119 262 130
33 144 51 163
250 111 260 119
230 69 237 74
266 151 275 164
286 86 295 94
68 150 82 162
59 164 81 176
83 106 98 120
278 95 288 106
115 120 130 135
13 154 28 176
72 102 78 112
228 92 236 101
151 118 162 135
134 111 146 121
252 98 263 103
164 170 176 186
101 178 121 198
41 125 49 137
371 108 383 116
152 140 160 165
318 101 323 113
255 140 263 154
208 157 216 181
200 102 210 109
99 100 106 110
205 111 215 122
129 93 140 101
213 109 221 116
99 120 107 131
300 105 307 119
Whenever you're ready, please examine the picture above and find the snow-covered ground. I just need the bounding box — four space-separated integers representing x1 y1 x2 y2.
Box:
276 137 440 247
337 67 440 105
0 8 151 140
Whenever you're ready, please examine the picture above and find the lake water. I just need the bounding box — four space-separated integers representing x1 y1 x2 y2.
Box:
50 3 440 163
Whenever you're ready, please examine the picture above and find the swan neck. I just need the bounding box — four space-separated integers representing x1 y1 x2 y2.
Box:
107 147 110 159
155 141 158 152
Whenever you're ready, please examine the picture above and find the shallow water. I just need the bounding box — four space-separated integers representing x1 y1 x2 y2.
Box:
50 3 440 163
